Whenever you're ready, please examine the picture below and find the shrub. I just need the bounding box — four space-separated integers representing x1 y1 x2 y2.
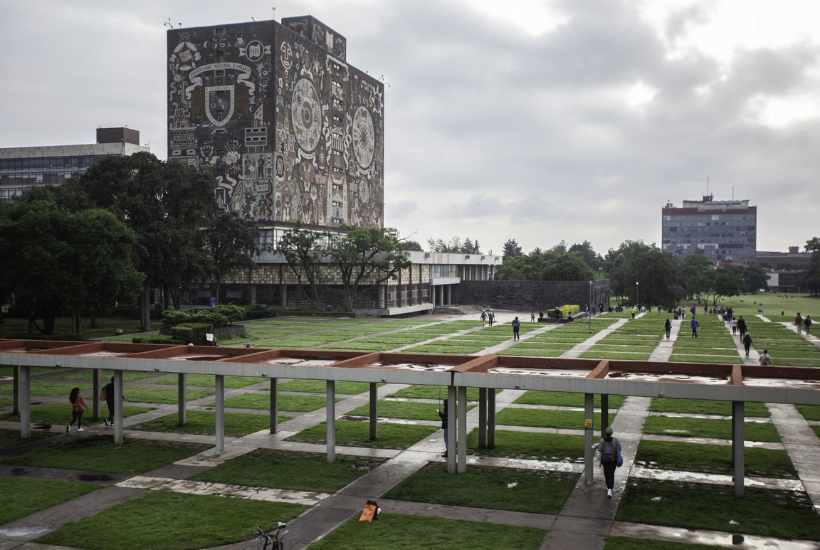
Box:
546 305 580 320
132 336 186 345
174 323 213 346
170 326 193 344
161 310 190 326
212 304 245 324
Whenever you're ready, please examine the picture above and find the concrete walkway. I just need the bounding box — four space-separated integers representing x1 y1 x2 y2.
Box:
559 319 629 359
647 319 680 361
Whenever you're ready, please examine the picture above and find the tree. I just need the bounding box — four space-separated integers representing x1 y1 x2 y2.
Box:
460 238 481 254
775 260 800 271
502 239 523 258
737 264 769 293
75 152 217 330
800 237 820 295
427 237 462 253
607 241 681 308
550 240 568 255
207 212 259 304
401 240 424 252
569 240 603 271
710 271 744 306
498 250 594 281
326 226 412 311
275 223 330 308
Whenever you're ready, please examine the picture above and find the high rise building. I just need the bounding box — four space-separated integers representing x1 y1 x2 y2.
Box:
661 195 757 264
166 16 385 246
0 128 148 200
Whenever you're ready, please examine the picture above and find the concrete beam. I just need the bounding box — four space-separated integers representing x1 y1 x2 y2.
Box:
600 394 609 439
113 371 123 445
733 401 745 497
12 365 19 416
458 386 467 474
178 374 186 426
270 378 278 434
327 380 336 464
584 393 594 486
92 369 100 420
488 389 496 449
369 382 378 440
478 388 487 448
447 385 456 474
215 375 224 455
19 366 30 439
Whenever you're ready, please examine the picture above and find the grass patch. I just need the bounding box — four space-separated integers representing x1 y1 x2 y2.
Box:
617 478 820 540
515 392 625 408
388 385 490 401
153 374 265 389
287 420 437 450
0 366 70 378
498 348 566 357
0 427 55 449
221 392 339 412
643 416 780 442
0 403 155 427
191 449 386 492
0 397 12 408
496 408 614 430
38 491 308 550
635 440 797 479
277 379 371 394
385 462 578 514
123 386 214 404
467 429 585 462
605 537 724 550
2 436 211 475
64 369 163 383
348 400 473 421
132 410 292 437
578 351 651 360
28 381 93 398
306 513 546 550
650 398 769 418
1 476 100 525
797 405 820 422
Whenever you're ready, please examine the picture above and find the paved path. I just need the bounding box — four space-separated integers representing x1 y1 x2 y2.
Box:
648 319 680 361
559 319 628 359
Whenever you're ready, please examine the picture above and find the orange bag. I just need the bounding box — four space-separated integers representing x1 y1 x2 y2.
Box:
358 500 379 522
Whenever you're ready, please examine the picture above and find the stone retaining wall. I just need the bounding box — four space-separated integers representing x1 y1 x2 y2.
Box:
455 280 610 312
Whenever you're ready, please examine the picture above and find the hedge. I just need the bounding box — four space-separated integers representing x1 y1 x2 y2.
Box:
547 304 580 319
161 305 244 328
171 323 212 346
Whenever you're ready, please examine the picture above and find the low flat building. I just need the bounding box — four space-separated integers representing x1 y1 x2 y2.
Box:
0 128 149 200
756 247 812 266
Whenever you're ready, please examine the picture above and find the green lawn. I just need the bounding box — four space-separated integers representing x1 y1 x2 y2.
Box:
38 491 308 550
153 374 266 389
348 400 473 421
515 392 625 408
0 427 55 449
191 449 386 492
2 436 211 475
122 386 214 404
497 348 566 357
287 420 437 450
0 397 12 408
796 405 820 421
388 385 489 401
65 369 164 383
27 381 93 398
643 416 781 442
604 537 723 550
132 410 292 437
0 403 155 427
306 513 547 550
0 366 71 378
650 398 769 418
1 476 99 525
635 440 797 479
221 392 340 412
277 380 372 394
385 463 577 514
617 478 820 540
496 408 614 430
467 429 585 462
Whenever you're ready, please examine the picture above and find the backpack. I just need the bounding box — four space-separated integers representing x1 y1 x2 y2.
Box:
600 439 617 464
359 500 380 523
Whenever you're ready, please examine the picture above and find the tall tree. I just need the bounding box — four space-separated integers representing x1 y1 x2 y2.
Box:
427 236 462 253
207 212 259 304
502 239 523 258
275 223 330 308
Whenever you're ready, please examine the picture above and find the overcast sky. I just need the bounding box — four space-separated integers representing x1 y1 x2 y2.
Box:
1 0 818 256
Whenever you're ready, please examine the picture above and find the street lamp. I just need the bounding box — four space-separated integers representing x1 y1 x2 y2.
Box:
589 280 593 332
636 281 639 310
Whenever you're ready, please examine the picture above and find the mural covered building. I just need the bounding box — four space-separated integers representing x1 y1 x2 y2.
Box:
167 16 384 238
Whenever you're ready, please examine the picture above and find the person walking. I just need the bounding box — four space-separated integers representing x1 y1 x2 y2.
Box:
598 426 622 498
690 316 699 338
530 311 535 322
664 318 672 339
795 313 803 335
512 316 521 340
731 317 738 335
437 399 449 458
488 311 494 327
737 316 747 340
743 333 753 357
806 315 813 335
759 349 772 366
101 377 122 427
480 311 486 327
67 387 89 433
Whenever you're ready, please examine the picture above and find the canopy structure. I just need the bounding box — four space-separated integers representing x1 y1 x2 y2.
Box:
3 339 819 497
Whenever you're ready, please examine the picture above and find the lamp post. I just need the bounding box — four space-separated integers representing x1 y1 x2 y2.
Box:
636 281 639 310
589 280 593 332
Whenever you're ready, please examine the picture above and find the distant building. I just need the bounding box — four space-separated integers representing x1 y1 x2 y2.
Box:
767 270 807 293
662 195 757 265
0 128 148 200
756 247 812 266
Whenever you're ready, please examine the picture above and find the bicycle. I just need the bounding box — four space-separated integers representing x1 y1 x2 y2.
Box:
256 523 288 550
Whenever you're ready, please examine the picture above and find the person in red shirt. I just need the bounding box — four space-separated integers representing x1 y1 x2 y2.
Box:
67 387 89 433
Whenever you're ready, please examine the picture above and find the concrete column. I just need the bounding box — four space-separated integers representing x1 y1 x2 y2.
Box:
215 375 224 455
457 386 467 474
19 366 30 439
270 378 278 434
327 380 336 464
447 385 457 474
113 371 123 445
478 388 487 448
92 369 100 421
178 374 187 426
446 285 452 306
488 388 496 448
584 393 594 486
369 382 378 440
600 394 609 439
733 401 745 497
12 365 19 416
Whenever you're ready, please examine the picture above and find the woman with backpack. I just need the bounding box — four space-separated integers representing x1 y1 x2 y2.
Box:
67 387 89 433
597 426 623 498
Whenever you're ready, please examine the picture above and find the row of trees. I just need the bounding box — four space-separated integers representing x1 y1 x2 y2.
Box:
802 237 820 295
0 153 258 334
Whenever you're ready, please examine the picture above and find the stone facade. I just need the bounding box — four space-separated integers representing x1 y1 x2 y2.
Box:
167 16 384 229
455 280 610 311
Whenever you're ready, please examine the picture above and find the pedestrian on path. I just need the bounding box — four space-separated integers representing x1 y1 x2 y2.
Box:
796 313 804 335
806 315 813 335
512 317 521 340
731 317 738 335
690 317 699 338
597 426 622 498
102 376 123 427
437 399 449 458
664 319 672 339
737 316 747 340
67 387 89 433
631 307 636 319
759 349 772 366
480 311 486 326
530 311 535 322
488 311 494 327
743 333 753 357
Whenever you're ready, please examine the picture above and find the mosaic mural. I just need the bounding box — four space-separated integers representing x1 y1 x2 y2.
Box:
167 16 384 228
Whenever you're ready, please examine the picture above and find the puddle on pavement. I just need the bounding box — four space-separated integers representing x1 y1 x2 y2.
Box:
77 474 113 482
10 468 28 476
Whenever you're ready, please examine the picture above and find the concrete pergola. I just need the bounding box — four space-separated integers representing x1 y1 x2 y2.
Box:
3 339 820 498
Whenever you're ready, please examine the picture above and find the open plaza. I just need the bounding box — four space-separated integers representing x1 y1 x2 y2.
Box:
1 294 820 550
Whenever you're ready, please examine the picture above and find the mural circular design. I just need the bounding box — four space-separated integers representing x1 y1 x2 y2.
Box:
352 106 375 168
291 78 322 152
